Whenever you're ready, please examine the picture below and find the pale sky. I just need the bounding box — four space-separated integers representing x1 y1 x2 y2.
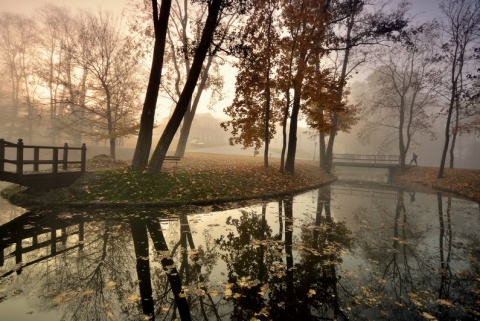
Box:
0 0 446 120
0 0 126 14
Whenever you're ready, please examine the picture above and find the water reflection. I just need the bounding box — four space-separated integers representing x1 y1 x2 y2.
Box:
0 181 479 320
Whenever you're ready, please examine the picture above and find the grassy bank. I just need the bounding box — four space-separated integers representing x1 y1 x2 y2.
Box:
395 166 480 202
3 154 478 207
3 153 336 207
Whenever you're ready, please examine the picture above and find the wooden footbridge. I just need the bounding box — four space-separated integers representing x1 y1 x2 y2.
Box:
0 139 86 189
333 154 412 173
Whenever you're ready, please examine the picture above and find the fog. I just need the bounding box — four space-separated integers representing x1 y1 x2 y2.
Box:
0 0 478 170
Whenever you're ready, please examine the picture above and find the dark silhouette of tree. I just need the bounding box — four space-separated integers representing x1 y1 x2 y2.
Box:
437 0 480 177
149 0 243 173
132 0 172 170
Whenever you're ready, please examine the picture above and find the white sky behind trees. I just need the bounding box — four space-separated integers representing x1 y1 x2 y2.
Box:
0 0 446 121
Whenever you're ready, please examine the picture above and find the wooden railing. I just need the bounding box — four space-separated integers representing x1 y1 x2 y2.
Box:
0 138 87 177
333 154 399 163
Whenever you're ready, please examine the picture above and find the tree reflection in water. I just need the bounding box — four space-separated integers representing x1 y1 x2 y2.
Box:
215 187 353 320
0 184 479 320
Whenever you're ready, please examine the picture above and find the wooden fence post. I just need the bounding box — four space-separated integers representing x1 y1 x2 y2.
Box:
81 143 87 172
33 147 40 172
63 143 68 171
0 139 4 172
52 147 58 174
16 139 24 178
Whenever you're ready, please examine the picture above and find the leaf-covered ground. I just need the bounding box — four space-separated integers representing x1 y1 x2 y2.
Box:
396 166 480 202
5 153 335 207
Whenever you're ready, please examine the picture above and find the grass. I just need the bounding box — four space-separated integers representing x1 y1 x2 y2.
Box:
3 153 335 207
3 153 479 207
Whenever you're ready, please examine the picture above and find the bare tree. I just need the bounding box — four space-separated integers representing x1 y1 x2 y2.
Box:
358 24 440 171
437 0 480 178
0 13 38 142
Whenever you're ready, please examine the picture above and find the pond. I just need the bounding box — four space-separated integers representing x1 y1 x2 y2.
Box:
0 169 479 321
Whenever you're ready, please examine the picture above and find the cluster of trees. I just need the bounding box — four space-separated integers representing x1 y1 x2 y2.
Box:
1 0 479 177
353 0 480 176
132 0 410 175
0 6 145 159
221 0 409 174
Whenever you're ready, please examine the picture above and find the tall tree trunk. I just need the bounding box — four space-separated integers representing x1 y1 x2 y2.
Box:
285 85 301 175
280 91 290 173
319 131 326 169
174 54 214 158
438 92 456 178
149 0 222 173
325 2 354 174
449 92 461 168
449 124 458 169
398 97 406 172
131 0 172 170
263 10 273 169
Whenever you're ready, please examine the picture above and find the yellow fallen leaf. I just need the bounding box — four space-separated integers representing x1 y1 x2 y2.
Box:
436 299 453 307
83 289 94 295
421 312 437 320
128 294 140 301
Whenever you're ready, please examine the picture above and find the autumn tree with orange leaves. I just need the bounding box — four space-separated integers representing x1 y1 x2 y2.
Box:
223 0 331 174
222 0 281 168
279 0 331 175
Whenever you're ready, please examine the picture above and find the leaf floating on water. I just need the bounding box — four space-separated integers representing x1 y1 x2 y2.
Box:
83 289 94 296
436 299 453 307
104 281 116 289
421 312 437 320
128 294 139 301
178 292 186 298
161 307 169 313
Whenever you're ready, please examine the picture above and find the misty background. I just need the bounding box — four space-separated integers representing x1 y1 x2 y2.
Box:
0 0 478 169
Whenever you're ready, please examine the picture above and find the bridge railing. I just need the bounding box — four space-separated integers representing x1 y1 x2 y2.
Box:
333 153 400 163
0 138 87 178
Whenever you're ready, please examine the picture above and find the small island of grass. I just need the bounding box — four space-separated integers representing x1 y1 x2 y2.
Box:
2 153 336 208
2 153 479 208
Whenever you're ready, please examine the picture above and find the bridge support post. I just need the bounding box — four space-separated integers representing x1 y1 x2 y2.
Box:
16 139 23 178
81 143 87 172
33 147 39 172
52 148 58 174
0 138 4 172
63 143 68 171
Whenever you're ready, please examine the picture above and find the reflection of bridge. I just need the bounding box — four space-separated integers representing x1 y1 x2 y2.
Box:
0 139 86 188
332 186 400 200
0 211 85 277
0 210 180 279
0 210 189 320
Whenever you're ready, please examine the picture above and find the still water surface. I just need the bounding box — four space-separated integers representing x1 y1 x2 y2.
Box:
0 169 479 321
